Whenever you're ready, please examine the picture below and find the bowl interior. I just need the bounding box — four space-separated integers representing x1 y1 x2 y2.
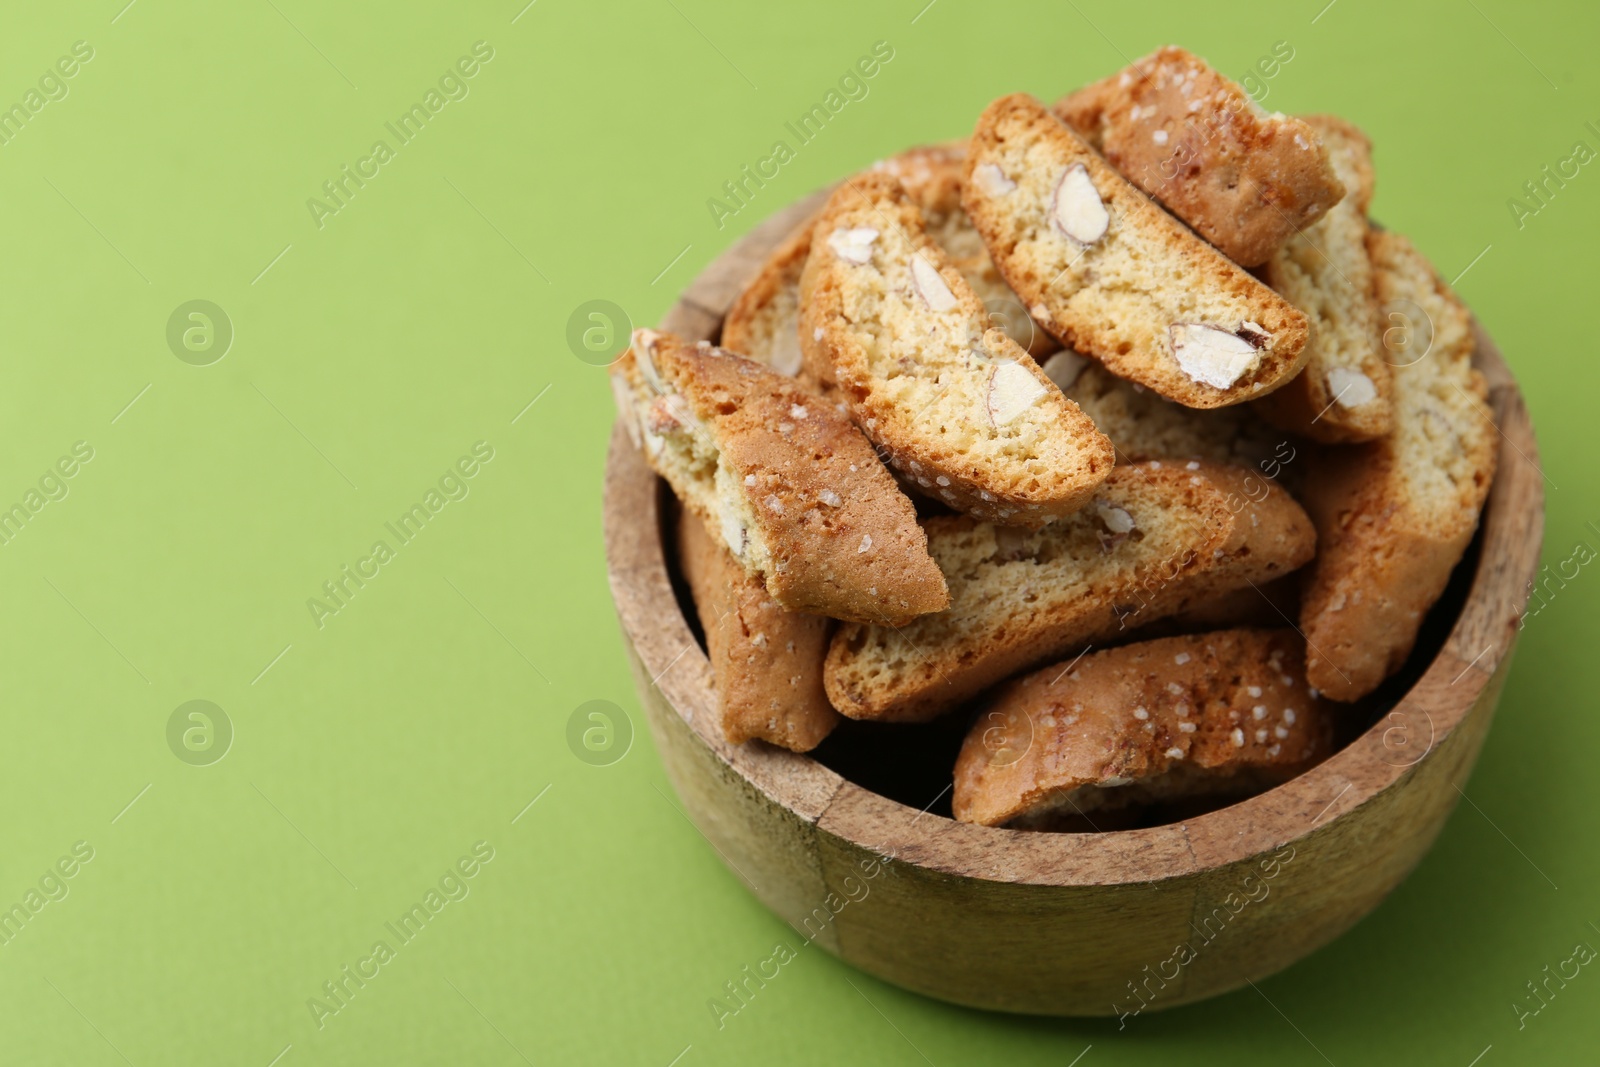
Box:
656 470 1485 830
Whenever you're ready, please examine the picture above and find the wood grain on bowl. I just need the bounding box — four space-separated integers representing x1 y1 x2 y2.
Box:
604 191 1544 1016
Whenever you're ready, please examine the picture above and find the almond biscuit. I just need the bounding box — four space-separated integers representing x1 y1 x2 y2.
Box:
677 509 839 751
612 329 948 625
1298 232 1497 700
1054 46 1346 267
964 94 1310 409
799 172 1114 527
953 629 1334 827
824 461 1316 721
1255 115 1394 443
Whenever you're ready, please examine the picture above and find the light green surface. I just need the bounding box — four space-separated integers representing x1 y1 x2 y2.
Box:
0 1 1594 1063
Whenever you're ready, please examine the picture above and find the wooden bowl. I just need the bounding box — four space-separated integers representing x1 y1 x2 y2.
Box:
603 191 1544 1016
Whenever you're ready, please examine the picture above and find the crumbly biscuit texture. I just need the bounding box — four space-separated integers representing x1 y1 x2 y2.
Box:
677 509 839 751
824 460 1316 721
799 172 1115 527
1054 46 1346 267
953 629 1335 826
612 329 948 625
964 94 1310 409
1255 115 1394 443
1298 232 1497 700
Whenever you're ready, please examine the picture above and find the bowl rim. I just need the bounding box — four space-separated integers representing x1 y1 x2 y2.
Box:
604 188 1546 889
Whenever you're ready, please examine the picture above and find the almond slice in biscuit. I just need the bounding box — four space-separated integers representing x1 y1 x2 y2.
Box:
963 94 1311 410
952 630 1335 827
823 460 1316 721
799 172 1114 528
612 329 949 625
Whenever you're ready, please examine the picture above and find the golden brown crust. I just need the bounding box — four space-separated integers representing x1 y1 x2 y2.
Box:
1297 232 1498 700
677 509 839 751
963 94 1311 410
953 630 1335 826
824 460 1317 722
1254 115 1394 444
611 330 949 625
1054 47 1347 267
798 172 1115 528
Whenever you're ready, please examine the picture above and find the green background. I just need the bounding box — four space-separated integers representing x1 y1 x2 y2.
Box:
0 0 1594 1063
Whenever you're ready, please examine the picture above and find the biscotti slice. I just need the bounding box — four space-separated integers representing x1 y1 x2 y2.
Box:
677 509 839 751
1298 231 1498 701
964 94 1310 409
798 172 1115 527
721 214 814 378
1045 355 1288 474
1054 46 1346 267
1254 116 1394 443
952 630 1335 827
824 461 1316 721
611 328 948 625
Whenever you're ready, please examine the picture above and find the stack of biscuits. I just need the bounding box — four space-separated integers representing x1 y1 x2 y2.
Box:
611 46 1497 830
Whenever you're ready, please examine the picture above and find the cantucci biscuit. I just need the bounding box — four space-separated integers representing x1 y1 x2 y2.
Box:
1255 116 1394 443
823 461 1316 721
677 509 839 751
1298 232 1497 700
952 630 1334 827
612 329 948 625
799 172 1114 527
1054 46 1346 267
963 94 1310 409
